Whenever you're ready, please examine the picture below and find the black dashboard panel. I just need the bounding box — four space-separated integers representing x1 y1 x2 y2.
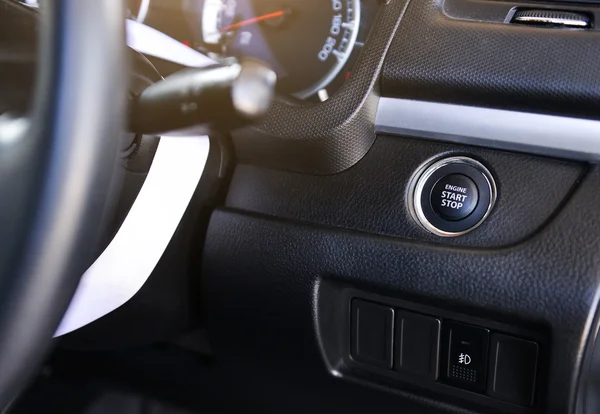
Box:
382 0 600 118
203 164 600 413
226 136 584 247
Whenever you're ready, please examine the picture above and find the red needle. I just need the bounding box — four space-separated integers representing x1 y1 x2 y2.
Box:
219 10 285 32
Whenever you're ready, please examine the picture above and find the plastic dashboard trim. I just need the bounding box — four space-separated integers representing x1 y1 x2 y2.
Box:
381 0 600 118
203 161 600 414
376 97 600 162
316 281 548 413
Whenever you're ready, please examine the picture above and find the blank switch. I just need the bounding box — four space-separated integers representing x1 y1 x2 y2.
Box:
396 311 441 380
487 334 539 406
351 300 394 369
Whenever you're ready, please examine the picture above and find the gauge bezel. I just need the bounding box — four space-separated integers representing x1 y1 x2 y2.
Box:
293 0 361 100
197 0 362 101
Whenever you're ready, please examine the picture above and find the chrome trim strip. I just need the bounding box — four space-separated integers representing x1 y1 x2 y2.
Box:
375 97 600 162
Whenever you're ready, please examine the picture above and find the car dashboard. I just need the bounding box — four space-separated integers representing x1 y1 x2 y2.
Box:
6 1 600 414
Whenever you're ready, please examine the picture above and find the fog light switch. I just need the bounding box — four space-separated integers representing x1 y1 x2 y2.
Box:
443 322 489 392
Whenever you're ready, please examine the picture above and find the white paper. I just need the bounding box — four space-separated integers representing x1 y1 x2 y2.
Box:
126 20 215 68
55 136 210 337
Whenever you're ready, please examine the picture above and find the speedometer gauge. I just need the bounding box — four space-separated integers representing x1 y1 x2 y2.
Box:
187 0 361 99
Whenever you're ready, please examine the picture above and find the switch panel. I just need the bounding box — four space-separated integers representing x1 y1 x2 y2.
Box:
443 321 490 392
346 294 541 412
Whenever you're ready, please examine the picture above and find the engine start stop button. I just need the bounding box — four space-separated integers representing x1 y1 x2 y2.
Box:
430 174 479 221
410 156 497 237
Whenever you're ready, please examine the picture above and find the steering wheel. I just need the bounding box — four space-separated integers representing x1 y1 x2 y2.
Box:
0 0 125 407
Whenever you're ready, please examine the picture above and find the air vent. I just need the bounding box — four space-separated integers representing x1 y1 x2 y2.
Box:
511 9 591 28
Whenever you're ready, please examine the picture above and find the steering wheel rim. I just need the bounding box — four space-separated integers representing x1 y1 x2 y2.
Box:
0 0 125 407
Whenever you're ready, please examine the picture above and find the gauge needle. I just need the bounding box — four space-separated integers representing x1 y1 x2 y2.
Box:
219 10 285 32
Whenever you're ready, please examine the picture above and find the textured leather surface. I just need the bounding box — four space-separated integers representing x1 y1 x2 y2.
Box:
382 0 600 117
202 165 600 413
226 136 584 247
231 0 409 175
